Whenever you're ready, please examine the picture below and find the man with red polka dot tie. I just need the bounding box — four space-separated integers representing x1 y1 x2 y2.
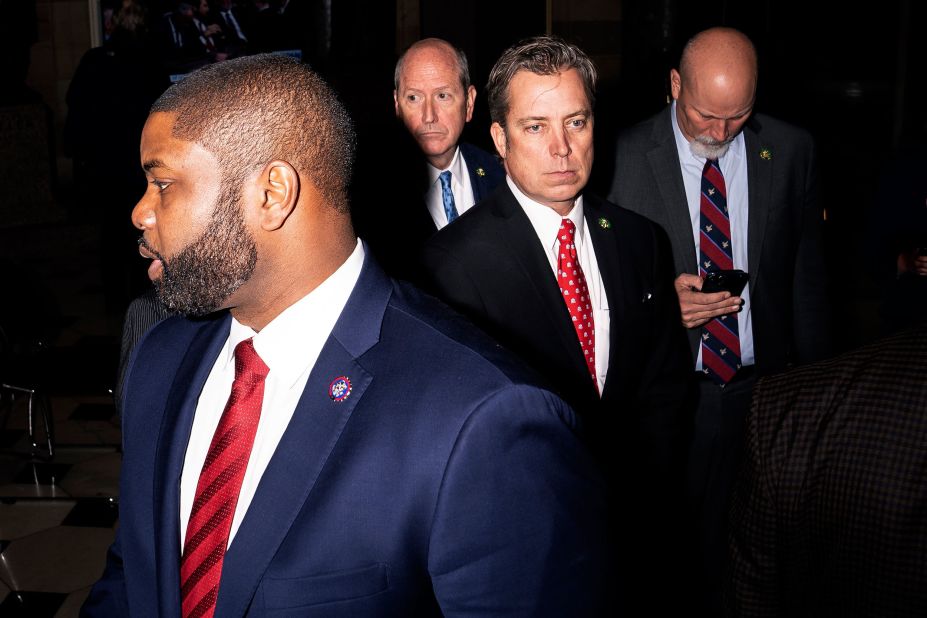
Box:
422 36 693 615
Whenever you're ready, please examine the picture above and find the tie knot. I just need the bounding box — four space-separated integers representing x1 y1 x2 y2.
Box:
559 218 577 243
234 338 269 383
439 170 452 189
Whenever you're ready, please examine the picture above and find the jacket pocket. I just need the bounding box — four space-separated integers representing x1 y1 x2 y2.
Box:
260 562 390 609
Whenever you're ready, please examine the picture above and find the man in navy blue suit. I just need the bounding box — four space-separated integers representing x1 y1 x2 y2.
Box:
81 53 608 617
355 38 504 280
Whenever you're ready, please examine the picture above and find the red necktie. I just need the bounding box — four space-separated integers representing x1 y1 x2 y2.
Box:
180 338 269 618
557 219 598 392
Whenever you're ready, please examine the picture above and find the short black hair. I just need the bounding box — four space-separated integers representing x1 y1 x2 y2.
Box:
486 35 597 127
152 54 355 212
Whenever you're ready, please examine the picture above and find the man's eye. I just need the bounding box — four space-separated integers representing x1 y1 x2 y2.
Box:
526 124 542 133
406 94 419 102
437 92 450 100
151 180 170 191
568 118 586 129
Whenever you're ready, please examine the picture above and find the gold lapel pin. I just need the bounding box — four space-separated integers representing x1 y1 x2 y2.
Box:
476 167 486 177
760 148 772 160
598 217 612 229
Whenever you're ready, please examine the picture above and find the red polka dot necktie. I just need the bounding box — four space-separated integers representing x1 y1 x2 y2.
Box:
699 158 741 385
557 219 598 392
180 338 269 618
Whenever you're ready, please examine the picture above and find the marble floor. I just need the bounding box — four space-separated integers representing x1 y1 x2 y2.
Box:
0 220 124 617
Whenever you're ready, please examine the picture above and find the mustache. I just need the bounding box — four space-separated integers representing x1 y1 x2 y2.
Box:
137 237 167 264
696 135 734 147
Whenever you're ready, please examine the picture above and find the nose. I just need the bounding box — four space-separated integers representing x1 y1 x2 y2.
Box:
707 119 730 143
131 192 155 231
550 126 572 158
422 97 436 124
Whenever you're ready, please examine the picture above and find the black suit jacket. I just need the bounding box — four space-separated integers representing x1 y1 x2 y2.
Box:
726 323 927 616
609 107 831 373
422 182 692 485
421 184 693 611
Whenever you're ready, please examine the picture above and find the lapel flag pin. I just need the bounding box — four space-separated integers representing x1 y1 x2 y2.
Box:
760 148 772 160
329 376 352 402
476 167 486 177
598 217 612 229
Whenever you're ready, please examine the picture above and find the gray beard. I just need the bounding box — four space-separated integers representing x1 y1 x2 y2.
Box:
689 136 732 160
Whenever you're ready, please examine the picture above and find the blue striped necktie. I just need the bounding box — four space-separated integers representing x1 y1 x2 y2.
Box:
699 158 741 385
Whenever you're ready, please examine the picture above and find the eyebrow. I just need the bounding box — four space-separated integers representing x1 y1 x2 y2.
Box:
402 84 454 93
515 109 590 124
142 158 170 172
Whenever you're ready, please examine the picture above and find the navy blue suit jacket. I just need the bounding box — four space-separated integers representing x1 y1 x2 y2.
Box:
458 143 506 207
82 251 608 617
354 142 504 282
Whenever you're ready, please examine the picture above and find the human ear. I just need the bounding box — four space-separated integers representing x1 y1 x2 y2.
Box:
490 122 507 159
670 69 682 100
259 160 299 231
465 85 476 122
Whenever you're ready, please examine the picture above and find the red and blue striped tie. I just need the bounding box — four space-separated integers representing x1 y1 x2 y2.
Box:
699 159 740 385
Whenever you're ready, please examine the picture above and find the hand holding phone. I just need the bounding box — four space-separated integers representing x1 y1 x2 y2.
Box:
674 273 744 329
700 269 749 296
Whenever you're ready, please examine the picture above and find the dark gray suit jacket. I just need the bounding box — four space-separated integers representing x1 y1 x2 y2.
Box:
608 107 831 374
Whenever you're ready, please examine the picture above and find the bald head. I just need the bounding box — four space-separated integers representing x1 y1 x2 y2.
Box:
671 27 757 158
393 38 476 168
394 38 470 91
679 27 757 98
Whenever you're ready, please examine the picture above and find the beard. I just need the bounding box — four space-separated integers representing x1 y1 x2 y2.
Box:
144 180 258 316
689 134 733 160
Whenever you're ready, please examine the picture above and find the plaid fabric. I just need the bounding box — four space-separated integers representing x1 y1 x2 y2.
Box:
726 323 927 617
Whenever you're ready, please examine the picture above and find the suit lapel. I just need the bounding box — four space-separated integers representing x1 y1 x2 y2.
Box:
584 197 632 400
214 254 389 617
153 313 232 613
646 110 697 275
462 144 489 202
492 187 594 385
744 120 772 291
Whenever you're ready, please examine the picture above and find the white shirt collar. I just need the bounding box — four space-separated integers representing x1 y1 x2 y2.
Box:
221 238 365 389
426 145 464 187
506 176 585 253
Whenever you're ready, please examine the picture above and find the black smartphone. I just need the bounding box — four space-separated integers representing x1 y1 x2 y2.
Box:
701 269 749 296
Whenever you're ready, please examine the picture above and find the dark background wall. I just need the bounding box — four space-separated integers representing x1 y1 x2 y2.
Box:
5 0 924 353
329 0 924 353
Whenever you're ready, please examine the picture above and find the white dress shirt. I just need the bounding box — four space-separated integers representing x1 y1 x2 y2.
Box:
508 177 610 393
179 239 365 548
670 100 755 368
425 146 477 230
